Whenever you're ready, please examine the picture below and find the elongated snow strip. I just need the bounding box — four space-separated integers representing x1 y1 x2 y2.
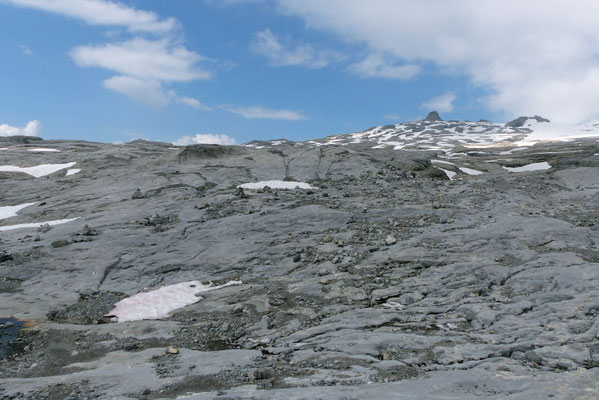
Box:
503 162 551 172
0 202 36 220
238 180 316 190
106 280 243 322
0 218 78 231
0 162 76 178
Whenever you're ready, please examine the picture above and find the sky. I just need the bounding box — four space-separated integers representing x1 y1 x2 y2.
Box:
2 0 599 145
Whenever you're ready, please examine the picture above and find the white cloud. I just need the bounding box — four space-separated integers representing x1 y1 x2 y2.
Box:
251 28 343 69
348 54 420 80
4 1 214 108
70 39 209 82
71 38 211 106
275 0 599 123
4 0 176 33
103 76 169 107
173 133 237 146
421 92 456 113
225 106 306 120
0 120 41 137
176 96 213 111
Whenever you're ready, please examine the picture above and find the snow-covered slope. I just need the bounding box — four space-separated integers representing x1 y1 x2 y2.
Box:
244 113 599 154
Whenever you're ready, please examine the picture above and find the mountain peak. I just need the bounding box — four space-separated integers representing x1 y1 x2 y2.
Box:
425 111 442 122
505 115 550 128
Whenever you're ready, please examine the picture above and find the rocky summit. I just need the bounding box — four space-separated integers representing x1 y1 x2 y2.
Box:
1 114 599 399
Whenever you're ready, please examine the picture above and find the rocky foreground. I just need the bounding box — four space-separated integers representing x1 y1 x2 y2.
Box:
1 116 599 399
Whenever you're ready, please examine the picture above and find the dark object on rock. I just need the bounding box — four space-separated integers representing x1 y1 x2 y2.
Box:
479 119 491 123
0 251 13 263
123 343 139 351
505 115 550 128
262 186 273 193
235 187 248 199
0 135 43 145
293 254 301 262
51 240 70 248
178 144 239 161
132 189 145 199
38 223 52 233
253 368 275 380
82 225 98 236
425 111 442 122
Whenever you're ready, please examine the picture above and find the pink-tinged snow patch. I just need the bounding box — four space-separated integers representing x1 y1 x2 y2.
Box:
65 168 81 176
503 162 551 173
0 217 78 232
238 180 316 190
27 148 60 152
0 202 36 220
106 280 243 322
0 162 76 178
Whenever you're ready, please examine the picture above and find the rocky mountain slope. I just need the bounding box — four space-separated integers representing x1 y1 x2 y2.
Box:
1 114 599 399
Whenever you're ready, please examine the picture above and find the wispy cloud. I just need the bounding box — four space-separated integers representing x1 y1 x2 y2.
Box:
176 96 213 111
19 44 33 55
173 133 237 146
251 28 344 69
4 0 176 33
70 38 211 107
6 0 212 109
421 92 456 113
384 114 401 120
348 54 421 80
225 105 306 120
103 76 170 107
70 39 210 82
0 120 41 137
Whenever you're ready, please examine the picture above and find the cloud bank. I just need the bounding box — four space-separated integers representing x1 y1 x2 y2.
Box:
275 0 599 123
0 120 41 137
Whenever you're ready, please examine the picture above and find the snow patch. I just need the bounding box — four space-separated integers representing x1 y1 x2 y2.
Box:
431 160 455 166
503 162 551 172
65 169 81 176
0 162 76 178
458 167 484 176
0 202 36 220
27 148 60 152
0 218 79 232
106 280 243 322
238 180 316 190
437 168 456 180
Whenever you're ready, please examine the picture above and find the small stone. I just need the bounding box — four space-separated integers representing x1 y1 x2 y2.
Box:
323 235 333 243
124 343 139 351
132 188 145 199
235 187 249 198
385 235 397 245
293 254 301 262
382 352 391 361
167 346 179 354
253 368 274 380
51 240 70 248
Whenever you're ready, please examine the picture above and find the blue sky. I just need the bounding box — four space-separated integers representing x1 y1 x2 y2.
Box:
2 1 599 144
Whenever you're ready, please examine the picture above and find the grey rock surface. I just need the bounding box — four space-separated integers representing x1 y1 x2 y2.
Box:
1 123 599 399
